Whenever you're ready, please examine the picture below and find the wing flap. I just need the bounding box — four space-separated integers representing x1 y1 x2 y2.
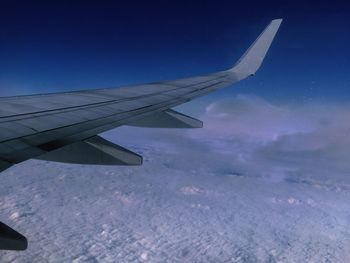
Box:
127 109 203 128
36 136 142 166
0 160 12 172
0 222 27 251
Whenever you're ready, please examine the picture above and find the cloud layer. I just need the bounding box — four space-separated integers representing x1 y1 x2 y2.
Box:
1 95 350 262
189 95 350 183
111 94 350 185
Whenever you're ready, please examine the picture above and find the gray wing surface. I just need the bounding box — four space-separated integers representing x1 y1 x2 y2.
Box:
0 19 282 171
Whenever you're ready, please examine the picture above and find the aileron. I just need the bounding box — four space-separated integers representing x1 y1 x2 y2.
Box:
37 135 142 166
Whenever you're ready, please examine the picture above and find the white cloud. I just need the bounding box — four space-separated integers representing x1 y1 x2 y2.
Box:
180 95 350 183
2 95 350 262
106 94 350 186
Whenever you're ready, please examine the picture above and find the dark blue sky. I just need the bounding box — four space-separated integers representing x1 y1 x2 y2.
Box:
0 1 349 102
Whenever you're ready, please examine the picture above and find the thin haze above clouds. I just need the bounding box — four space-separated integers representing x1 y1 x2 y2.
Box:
116 94 350 185
192 95 350 183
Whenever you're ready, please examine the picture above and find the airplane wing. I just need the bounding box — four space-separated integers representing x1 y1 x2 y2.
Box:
0 19 282 250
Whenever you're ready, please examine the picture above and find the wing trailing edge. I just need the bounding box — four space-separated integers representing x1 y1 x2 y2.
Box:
0 160 12 173
127 109 203 128
36 136 142 166
0 222 27 251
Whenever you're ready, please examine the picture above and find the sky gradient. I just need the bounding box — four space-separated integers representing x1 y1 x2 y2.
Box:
0 1 349 102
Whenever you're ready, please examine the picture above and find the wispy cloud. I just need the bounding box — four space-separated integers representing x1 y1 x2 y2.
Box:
104 94 350 184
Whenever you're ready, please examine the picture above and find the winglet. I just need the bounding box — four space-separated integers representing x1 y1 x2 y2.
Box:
229 19 282 79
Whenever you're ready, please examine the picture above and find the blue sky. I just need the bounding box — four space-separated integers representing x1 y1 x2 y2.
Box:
0 1 349 102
